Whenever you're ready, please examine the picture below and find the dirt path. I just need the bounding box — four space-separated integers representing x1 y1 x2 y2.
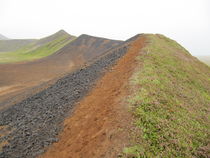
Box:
40 36 146 158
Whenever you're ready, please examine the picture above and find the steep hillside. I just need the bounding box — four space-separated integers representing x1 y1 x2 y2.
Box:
125 34 210 157
0 34 9 40
46 34 123 64
197 56 210 66
0 30 75 63
0 34 123 110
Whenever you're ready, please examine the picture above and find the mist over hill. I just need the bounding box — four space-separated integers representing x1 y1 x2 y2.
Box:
197 56 210 66
0 34 9 40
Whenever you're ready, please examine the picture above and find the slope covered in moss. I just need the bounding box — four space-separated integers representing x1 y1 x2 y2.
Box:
0 30 76 63
124 34 210 157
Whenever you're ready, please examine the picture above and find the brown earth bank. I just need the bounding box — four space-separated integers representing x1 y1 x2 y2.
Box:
0 35 122 110
40 36 146 158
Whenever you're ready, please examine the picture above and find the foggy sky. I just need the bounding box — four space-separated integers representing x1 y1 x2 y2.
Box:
0 0 209 55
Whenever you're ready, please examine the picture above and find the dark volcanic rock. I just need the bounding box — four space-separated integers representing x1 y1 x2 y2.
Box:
0 43 129 158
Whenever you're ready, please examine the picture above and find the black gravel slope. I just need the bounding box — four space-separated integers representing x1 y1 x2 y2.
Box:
0 43 129 158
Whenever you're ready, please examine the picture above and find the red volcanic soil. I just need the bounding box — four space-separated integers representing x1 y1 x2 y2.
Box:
40 35 146 158
0 35 122 109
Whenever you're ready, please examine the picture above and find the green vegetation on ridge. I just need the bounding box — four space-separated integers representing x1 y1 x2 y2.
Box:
0 30 76 63
124 34 210 157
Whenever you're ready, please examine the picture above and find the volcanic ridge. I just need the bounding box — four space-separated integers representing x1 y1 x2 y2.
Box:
0 32 209 158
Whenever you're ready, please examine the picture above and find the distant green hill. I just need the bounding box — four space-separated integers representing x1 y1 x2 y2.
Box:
0 39 36 52
124 34 210 157
0 30 76 63
197 56 210 66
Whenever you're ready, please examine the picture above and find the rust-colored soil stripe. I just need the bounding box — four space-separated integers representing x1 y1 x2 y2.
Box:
40 35 146 158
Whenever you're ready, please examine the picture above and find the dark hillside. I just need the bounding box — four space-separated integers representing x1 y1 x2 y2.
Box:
50 34 124 62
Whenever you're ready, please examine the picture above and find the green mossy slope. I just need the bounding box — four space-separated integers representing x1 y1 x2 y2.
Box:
0 30 76 63
124 34 210 158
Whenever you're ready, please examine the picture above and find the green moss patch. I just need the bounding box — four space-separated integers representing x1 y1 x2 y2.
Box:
125 34 210 157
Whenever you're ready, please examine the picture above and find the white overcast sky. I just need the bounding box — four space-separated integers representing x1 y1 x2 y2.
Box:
0 0 209 55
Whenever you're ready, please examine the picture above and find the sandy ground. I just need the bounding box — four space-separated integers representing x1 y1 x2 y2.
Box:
40 35 146 158
0 60 76 110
